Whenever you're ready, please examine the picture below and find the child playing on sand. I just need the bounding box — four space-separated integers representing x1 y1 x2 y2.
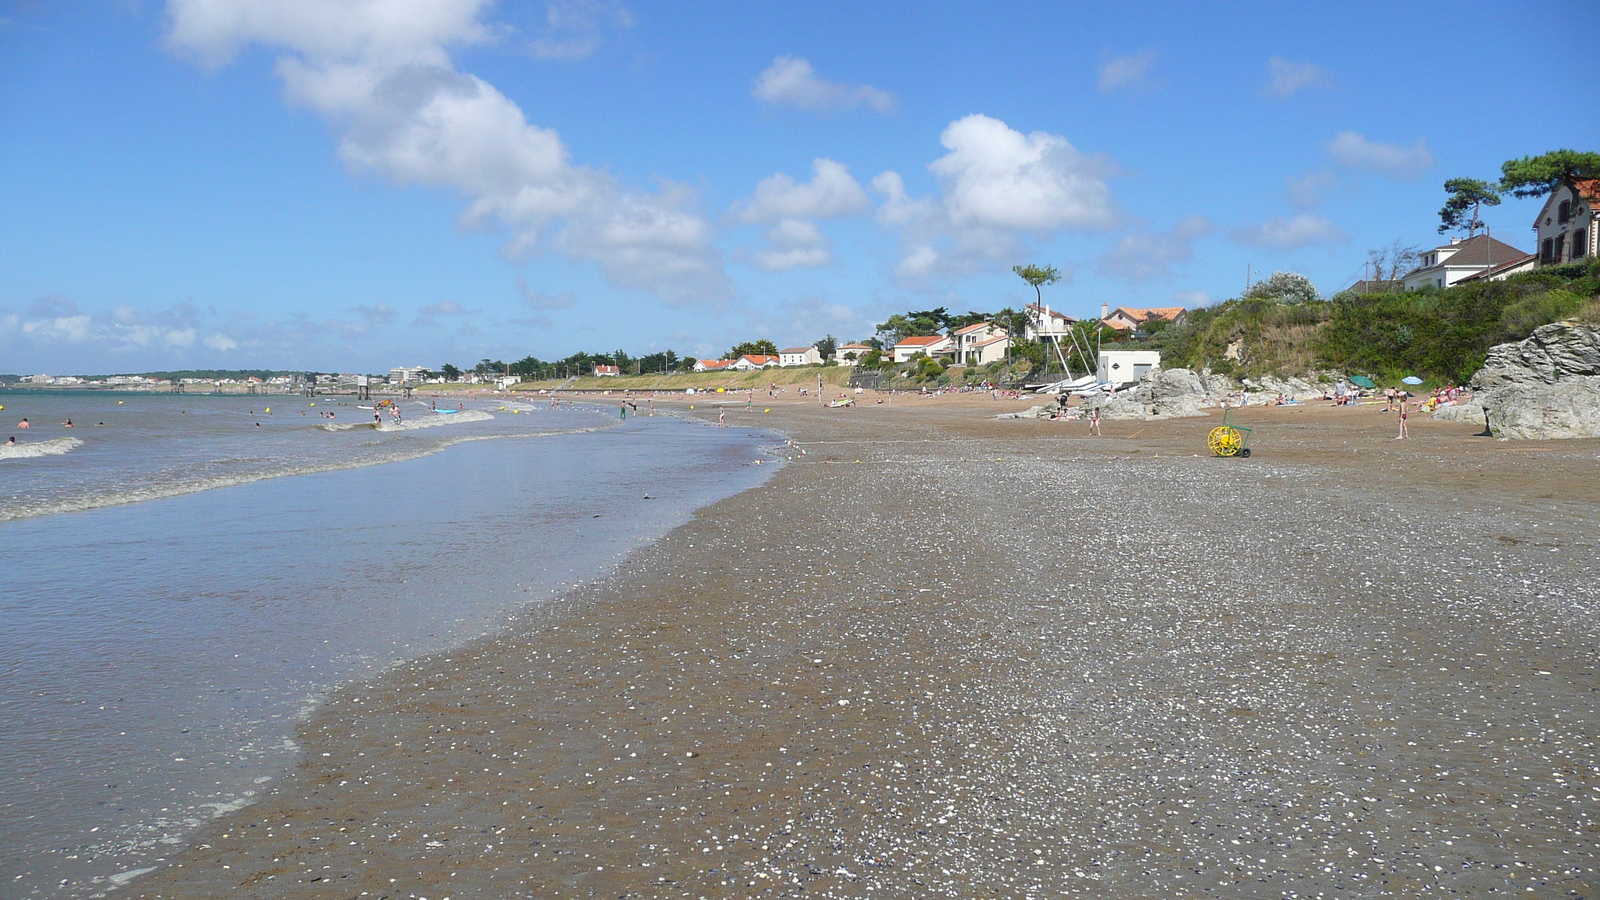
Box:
1088 406 1102 436
1396 398 1409 439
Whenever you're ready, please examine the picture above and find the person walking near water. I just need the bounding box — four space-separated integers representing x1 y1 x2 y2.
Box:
717 410 726 427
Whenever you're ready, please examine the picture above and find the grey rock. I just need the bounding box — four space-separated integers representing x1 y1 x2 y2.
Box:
1468 321 1600 439
1428 403 1487 427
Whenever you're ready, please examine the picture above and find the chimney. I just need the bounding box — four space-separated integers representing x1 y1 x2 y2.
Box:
1450 237 1460 245
1100 302 1109 319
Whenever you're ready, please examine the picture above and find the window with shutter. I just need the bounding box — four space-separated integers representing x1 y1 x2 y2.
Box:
1574 229 1589 258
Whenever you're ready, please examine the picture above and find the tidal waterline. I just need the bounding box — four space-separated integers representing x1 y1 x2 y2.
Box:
0 397 780 897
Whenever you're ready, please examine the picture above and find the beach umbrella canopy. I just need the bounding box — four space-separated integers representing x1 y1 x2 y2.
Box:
1349 375 1376 388
1401 376 1424 385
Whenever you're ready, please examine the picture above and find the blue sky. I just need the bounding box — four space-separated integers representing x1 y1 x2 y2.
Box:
2 0 1596 374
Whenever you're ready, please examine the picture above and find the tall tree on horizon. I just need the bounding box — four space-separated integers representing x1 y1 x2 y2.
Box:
1498 150 1600 199
1437 178 1501 236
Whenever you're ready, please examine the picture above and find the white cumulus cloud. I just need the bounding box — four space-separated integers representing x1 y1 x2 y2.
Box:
1265 57 1331 98
165 0 728 307
1098 49 1158 93
752 55 894 114
871 115 1119 284
1326 131 1434 180
734 159 869 271
1096 216 1215 283
1232 213 1347 250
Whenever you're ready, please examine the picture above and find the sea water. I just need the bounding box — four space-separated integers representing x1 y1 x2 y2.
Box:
0 392 779 897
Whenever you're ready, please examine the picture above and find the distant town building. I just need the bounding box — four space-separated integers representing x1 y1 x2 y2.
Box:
1023 304 1077 342
693 358 735 372
891 335 953 363
594 364 621 376
729 354 779 371
951 322 1011 366
779 346 822 367
388 366 429 384
1100 306 1186 332
835 343 872 366
1402 234 1532 290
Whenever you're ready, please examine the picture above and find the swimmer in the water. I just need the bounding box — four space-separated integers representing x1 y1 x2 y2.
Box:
17 418 28 429
6 436 14 445
62 419 73 428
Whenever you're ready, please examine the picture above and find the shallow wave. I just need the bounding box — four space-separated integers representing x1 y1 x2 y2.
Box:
0 425 610 523
317 422 357 432
0 437 83 460
373 409 495 431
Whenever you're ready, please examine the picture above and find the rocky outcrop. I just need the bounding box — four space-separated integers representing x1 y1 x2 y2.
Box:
1090 368 1238 419
1467 321 1600 440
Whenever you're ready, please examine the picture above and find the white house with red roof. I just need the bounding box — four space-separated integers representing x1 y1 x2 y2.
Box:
1533 178 1598 267
1100 306 1186 332
729 354 779 371
593 364 620 377
835 342 873 366
951 322 1011 365
891 334 953 363
779 346 822 367
1023 303 1076 342
693 358 735 372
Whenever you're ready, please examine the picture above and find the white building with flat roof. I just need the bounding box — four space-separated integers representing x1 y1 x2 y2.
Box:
388 366 429 384
1097 350 1160 387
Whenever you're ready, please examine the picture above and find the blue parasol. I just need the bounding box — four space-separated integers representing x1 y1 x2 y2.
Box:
1401 376 1424 385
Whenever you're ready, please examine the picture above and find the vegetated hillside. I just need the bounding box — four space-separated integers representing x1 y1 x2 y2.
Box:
1158 262 1600 384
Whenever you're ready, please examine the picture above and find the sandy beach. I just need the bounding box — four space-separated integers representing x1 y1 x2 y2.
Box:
132 395 1600 899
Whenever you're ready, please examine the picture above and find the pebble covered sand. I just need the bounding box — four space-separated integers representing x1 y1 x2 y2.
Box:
132 397 1599 899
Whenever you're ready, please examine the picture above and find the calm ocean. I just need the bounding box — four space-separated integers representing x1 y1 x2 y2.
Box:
0 391 778 897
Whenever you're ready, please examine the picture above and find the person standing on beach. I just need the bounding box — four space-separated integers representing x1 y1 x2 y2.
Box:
1396 397 1409 439
717 410 726 427
1088 405 1102 436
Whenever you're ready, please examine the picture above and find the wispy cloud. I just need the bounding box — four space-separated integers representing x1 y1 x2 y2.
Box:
1096 216 1214 283
732 158 871 270
526 0 633 61
752 56 894 114
1098 49 1158 93
1232 213 1347 250
1326 131 1434 180
412 300 472 326
1265 57 1331 98
517 279 577 309
352 302 397 326
1286 169 1339 209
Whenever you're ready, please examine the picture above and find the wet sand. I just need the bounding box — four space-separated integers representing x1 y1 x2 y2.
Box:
134 396 1600 899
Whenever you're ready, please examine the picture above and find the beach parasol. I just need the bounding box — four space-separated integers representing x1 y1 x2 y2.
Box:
1401 376 1424 385
1349 375 1376 388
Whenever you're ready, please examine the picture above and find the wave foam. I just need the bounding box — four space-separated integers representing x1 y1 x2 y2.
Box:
0 437 83 459
374 409 494 431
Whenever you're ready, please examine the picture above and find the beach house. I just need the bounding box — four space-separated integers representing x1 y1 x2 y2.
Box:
1023 304 1076 342
779 346 822 367
891 335 953 363
729 354 779 371
1099 306 1186 332
951 322 1011 365
1402 234 1533 290
1532 179 1598 267
693 358 735 372
835 343 872 366
593 364 621 377
1097 350 1161 387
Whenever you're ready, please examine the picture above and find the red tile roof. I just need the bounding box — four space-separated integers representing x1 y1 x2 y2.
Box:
895 335 949 347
